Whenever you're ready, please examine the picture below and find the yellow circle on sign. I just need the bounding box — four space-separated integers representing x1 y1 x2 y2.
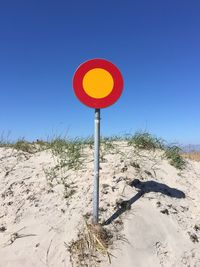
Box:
82 68 114 99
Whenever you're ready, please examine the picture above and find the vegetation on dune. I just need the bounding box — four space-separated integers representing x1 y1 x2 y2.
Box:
0 131 186 170
13 139 35 153
47 137 84 170
165 146 186 170
43 137 85 195
0 131 189 265
127 131 164 150
127 131 186 170
0 133 48 153
0 137 35 153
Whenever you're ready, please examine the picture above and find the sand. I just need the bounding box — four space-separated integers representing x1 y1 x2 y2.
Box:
0 142 200 267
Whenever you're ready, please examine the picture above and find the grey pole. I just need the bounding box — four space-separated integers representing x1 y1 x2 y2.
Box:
93 108 100 224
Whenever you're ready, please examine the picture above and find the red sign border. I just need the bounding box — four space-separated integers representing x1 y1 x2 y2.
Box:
73 58 123 109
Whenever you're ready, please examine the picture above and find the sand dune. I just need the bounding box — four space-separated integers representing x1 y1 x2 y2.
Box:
0 142 200 267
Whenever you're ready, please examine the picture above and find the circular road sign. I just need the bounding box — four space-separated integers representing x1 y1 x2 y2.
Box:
73 58 123 108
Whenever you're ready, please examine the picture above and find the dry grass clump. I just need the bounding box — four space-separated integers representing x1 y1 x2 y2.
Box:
67 222 114 267
182 152 200 162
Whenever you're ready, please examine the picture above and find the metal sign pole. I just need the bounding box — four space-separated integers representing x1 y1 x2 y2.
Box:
73 58 123 224
93 108 100 224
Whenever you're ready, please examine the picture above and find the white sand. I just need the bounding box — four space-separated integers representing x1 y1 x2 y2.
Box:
0 143 200 267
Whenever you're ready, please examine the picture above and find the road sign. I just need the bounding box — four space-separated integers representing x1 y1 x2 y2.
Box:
72 59 123 224
73 58 123 108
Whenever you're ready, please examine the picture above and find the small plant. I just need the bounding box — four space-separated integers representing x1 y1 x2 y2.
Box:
101 138 116 152
100 139 114 162
44 167 77 198
82 136 94 149
43 136 83 199
44 167 57 187
60 177 77 199
165 146 186 170
48 137 83 171
13 139 35 153
128 132 164 150
63 184 76 199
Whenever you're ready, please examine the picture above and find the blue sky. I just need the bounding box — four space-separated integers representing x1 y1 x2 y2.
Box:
0 0 200 144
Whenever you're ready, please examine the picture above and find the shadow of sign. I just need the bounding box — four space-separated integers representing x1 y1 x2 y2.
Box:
103 179 185 225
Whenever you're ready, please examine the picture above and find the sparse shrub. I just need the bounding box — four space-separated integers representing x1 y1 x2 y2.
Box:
165 146 186 170
13 139 35 153
128 132 164 150
43 137 83 199
48 137 83 170
127 131 186 170
44 166 77 198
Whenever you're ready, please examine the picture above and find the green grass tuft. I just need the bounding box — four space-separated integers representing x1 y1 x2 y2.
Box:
127 131 186 170
165 145 186 170
128 131 164 150
48 137 84 170
13 139 35 153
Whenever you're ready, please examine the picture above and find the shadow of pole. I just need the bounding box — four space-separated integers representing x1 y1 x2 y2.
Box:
103 179 185 226
103 190 145 225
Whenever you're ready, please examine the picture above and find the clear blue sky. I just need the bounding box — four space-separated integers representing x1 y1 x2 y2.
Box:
1 0 200 144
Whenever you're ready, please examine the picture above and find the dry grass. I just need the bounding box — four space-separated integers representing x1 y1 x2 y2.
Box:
4 227 36 247
182 152 200 162
67 222 114 267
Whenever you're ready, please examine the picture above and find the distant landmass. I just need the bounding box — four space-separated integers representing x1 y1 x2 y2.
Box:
180 144 200 152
